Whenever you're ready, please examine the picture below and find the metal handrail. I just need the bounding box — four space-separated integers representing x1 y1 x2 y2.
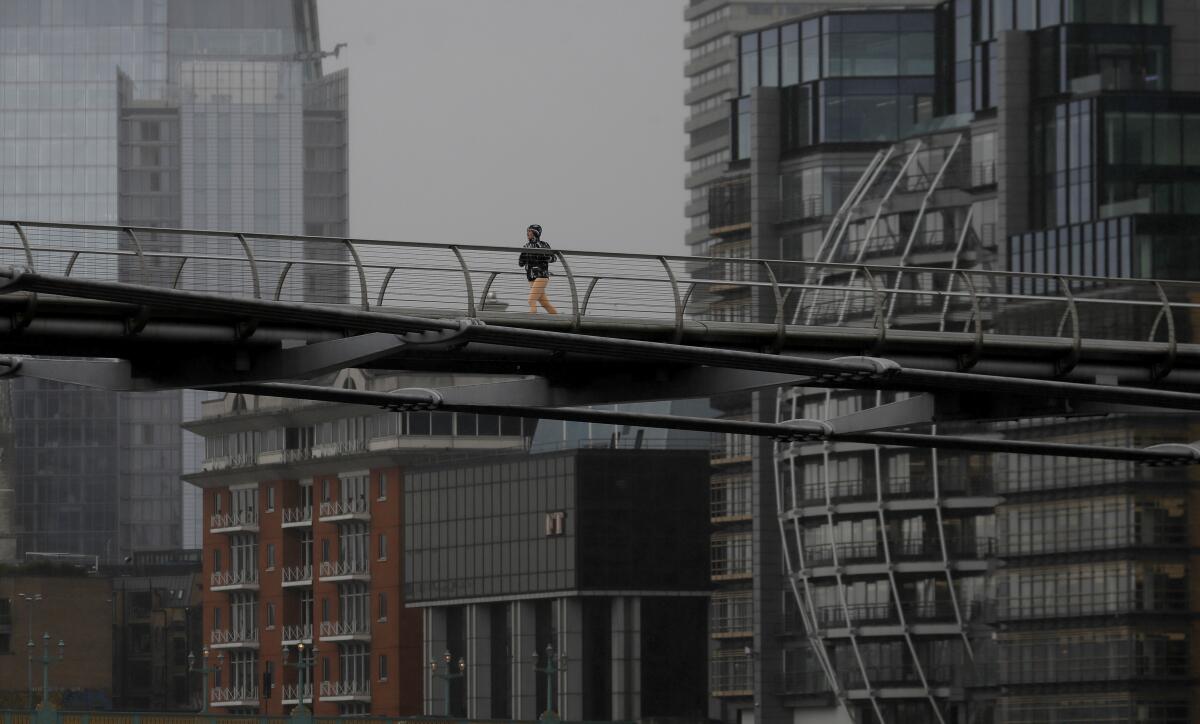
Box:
209 686 259 703
210 570 259 587
318 559 368 577
209 511 258 530
319 619 370 637
281 505 312 525
319 680 370 698
281 624 312 642
281 564 313 583
209 628 259 645
8 220 1200 332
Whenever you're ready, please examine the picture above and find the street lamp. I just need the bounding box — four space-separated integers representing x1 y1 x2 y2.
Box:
17 592 43 711
30 632 64 724
187 648 223 714
429 649 465 717
532 644 567 722
282 641 317 721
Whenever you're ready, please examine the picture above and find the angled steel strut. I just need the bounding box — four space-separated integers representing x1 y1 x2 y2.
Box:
216 382 1200 465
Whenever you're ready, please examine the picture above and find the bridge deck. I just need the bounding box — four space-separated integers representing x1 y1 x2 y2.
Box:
2 219 1199 383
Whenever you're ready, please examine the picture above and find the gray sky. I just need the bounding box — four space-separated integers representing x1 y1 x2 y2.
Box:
318 0 688 255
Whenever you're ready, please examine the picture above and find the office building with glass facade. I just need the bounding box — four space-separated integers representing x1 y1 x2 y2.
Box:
694 1 1200 723
405 447 710 720
186 369 535 717
0 0 348 562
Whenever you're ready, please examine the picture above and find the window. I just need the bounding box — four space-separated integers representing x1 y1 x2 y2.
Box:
377 475 387 501
322 657 330 682
213 548 222 571
379 654 388 681
0 598 11 653
266 485 275 511
266 602 276 628
377 593 387 621
378 533 387 561
214 607 222 628
214 491 222 513
266 543 276 569
321 598 329 622
321 538 330 563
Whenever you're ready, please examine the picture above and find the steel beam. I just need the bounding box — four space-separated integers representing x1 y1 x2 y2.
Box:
216 382 1200 465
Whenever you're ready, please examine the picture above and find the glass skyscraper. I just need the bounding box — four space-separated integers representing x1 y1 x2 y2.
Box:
0 0 348 561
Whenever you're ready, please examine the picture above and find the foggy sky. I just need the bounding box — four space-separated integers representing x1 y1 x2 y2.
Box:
318 0 688 255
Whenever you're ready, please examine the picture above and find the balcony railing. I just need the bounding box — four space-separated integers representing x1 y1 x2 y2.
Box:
210 570 259 590
209 686 259 706
281 624 312 645
319 559 369 580
281 505 312 527
318 499 369 521
319 619 371 640
710 650 753 696
971 161 996 186
282 564 313 586
319 680 371 700
209 511 259 533
281 683 314 704
209 628 259 648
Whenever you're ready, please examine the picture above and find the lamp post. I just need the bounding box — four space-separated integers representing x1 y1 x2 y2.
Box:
282 641 317 721
16 593 42 711
532 644 567 722
187 648 223 714
429 649 464 717
30 632 64 724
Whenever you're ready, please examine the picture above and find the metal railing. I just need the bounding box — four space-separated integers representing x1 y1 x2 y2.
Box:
281 564 313 584
3 219 1200 357
319 619 371 638
318 499 369 519
319 559 368 578
281 505 312 525
281 623 312 643
209 628 259 646
210 570 258 588
209 511 258 531
281 682 313 702
208 686 258 704
319 680 370 698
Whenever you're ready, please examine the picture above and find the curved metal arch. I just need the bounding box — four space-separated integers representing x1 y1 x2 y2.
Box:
235 233 263 300
554 251 582 329
1149 281 1178 381
448 245 477 318
1052 275 1083 377
343 239 371 311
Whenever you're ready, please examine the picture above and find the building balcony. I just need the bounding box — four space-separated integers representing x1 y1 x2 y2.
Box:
281 624 313 646
209 686 259 707
281 505 313 528
210 570 259 592
318 559 370 582
210 511 259 534
282 683 314 705
202 454 258 473
209 628 260 650
318 499 370 522
281 564 313 587
319 619 371 642
319 680 370 702
710 650 753 698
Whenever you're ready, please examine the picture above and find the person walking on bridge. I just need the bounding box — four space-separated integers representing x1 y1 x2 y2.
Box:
519 223 558 314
